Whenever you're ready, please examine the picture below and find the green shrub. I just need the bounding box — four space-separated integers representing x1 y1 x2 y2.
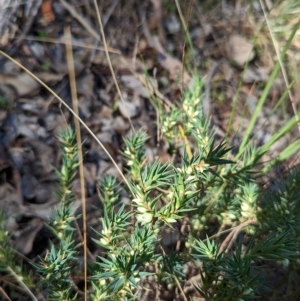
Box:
1 76 300 301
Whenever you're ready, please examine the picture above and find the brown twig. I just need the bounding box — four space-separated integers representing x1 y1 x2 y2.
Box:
65 26 88 301
218 219 257 255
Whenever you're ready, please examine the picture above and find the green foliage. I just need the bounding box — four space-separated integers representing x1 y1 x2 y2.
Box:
34 241 77 300
193 238 261 301
1 71 300 301
92 225 155 300
0 210 36 299
33 128 80 300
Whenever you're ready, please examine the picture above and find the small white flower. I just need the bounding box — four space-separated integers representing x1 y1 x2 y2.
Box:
136 212 153 224
137 206 148 213
100 237 109 245
165 217 176 224
132 198 143 205
241 203 250 212
127 160 134 166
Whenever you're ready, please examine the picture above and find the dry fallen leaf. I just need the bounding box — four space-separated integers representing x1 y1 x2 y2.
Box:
121 74 157 98
41 0 55 23
226 34 255 67
26 139 55 175
243 66 269 83
140 9 191 86
76 71 96 99
151 35 191 85
0 73 40 96
1 59 21 76
21 173 38 199
112 116 130 133
0 72 64 96
118 93 141 118
14 218 43 255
